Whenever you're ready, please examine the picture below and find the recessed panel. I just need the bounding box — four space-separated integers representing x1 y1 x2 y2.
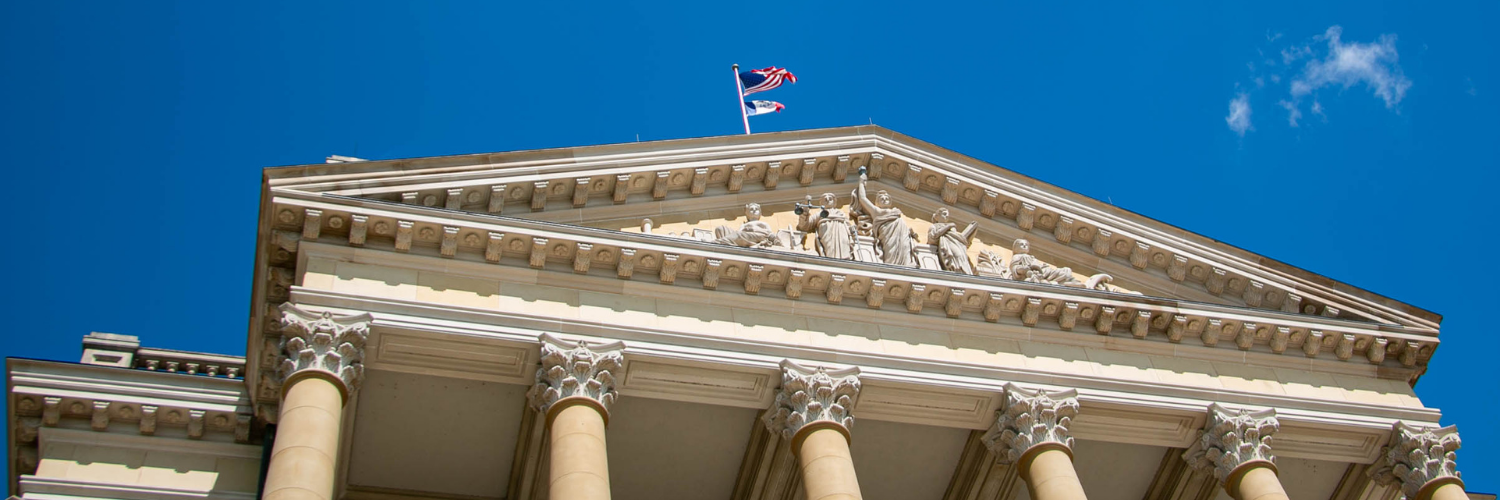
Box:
346 369 529 498
1071 439 1167 500
606 396 758 500
849 419 970 500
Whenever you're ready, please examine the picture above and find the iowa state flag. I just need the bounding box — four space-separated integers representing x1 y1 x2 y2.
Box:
744 100 785 116
739 67 796 96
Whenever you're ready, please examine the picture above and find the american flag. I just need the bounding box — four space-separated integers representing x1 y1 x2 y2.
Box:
739 67 797 96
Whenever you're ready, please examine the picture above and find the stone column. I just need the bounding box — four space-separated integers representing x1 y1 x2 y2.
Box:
1370 422 1466 500
763 360 864 500
263 304 373 500
526 334 625 500
982 384 1087 500
1184 404 1287 500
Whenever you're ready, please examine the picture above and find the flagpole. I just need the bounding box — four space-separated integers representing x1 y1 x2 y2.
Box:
733 64 751 135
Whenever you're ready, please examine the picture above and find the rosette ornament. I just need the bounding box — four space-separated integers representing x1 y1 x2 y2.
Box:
981 384 1080 464
276 303 373 400
762 360 862 445
1369 422 1464 500
1183 403 1280 482
526 333 626 422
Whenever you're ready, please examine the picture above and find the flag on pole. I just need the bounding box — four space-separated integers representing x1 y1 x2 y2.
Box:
744 100 785 116
738 67 797 96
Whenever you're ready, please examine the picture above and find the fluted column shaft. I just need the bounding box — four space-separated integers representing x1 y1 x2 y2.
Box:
262 305 372 500
983 384 1086 500
764 360 864 500
527 334 625 500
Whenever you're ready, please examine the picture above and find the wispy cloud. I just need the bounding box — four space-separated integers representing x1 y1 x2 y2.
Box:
1289 26 1411 108
1227 93 1252 136
1278 100 1302 126
1226 25 1412 136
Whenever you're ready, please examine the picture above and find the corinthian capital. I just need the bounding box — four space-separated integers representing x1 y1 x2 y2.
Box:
1369 422 1463 500
763 360 861 445
981 384 1080 464
276 303 373 400
1184 403 1279 483
526 334 625 422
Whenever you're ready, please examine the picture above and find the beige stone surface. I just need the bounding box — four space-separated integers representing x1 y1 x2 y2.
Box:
548 403 613 500
1020 448 1088 500
35 442 259 494
295 262 1426 409
1231 465 1289 500
798 427 864 500
264 376 346 500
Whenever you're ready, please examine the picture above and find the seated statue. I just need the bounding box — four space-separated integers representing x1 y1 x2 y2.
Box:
714 202 776 248
1007 238 1115 290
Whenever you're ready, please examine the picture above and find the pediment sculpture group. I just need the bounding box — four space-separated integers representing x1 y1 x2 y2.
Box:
702 173 1121 292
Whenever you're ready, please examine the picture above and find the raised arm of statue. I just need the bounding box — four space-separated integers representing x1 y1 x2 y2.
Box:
854 177 892 219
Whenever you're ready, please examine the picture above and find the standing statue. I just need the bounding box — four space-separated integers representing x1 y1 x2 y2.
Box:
928 207 977 274
797 193 855 259
714 203 776 248
1008 238 1115 289
854 172 918 266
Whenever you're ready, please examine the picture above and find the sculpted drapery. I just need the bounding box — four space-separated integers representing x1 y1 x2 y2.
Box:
798 192 856 260
855 174 917 267
929 207 977 275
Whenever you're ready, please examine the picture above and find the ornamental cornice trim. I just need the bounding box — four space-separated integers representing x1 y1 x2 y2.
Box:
264 196 1434 377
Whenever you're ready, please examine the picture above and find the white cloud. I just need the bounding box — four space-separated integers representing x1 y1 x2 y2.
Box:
1289 26 1411 108
1279 100 1302 126
1226 93 1253 136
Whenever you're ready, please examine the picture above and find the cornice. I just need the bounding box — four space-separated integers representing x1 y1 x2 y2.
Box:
265 194 1436 379
258 126 1439 333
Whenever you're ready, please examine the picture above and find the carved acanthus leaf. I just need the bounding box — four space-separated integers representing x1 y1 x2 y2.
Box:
277 303 373 395
1183 404 1279 483
981 384 1079 464
526 334 625 416
1368 422 1463 499
762 360 861 440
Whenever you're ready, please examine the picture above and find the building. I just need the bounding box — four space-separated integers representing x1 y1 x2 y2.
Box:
5 126 1479 500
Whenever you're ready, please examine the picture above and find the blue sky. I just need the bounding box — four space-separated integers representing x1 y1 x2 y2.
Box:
2 0 1495 491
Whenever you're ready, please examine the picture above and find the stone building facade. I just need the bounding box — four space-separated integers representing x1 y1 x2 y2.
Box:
6 126 1482 500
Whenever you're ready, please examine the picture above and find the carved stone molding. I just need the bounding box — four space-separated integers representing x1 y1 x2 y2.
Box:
277 303 373 400
525 333 626 423
1183 403 1279 484
981 384 1079 465
762 360 861 446
1369 422 1463 500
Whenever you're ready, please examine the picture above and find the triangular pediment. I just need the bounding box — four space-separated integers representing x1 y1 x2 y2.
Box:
267 126 1436 335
